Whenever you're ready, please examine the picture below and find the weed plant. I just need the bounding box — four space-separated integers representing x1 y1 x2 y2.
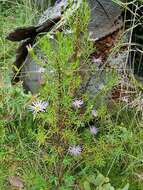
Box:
0 0 143 190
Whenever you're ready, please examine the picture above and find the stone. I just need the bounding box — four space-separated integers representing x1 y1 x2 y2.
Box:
38 0 122 40
22 0 123 94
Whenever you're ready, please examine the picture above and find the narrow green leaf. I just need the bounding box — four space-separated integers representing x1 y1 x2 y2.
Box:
102 183 112 190
84 181 91 190
95 173 108 186
121 183 129 190
87 175 96 185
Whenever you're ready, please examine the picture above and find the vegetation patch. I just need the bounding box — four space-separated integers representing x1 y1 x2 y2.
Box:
0 0 143 189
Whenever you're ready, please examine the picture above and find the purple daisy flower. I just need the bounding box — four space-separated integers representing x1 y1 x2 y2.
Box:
28 100 49 114
68 145 82 156
92 109 98 117
121 96 129 103
90 126 98 135
73 99 84 108
92 57 102 66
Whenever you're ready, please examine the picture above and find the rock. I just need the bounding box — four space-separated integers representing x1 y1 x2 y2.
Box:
22 0 123 94
38 0 122 41
21 48 46 93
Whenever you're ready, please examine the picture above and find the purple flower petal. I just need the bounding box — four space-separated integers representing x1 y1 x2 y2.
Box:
68 145 82 156
73 99 84 108
92 109 98 117
28 100 49 114
90 127 98 135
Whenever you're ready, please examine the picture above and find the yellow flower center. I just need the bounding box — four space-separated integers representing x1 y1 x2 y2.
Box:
35 105 41 111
